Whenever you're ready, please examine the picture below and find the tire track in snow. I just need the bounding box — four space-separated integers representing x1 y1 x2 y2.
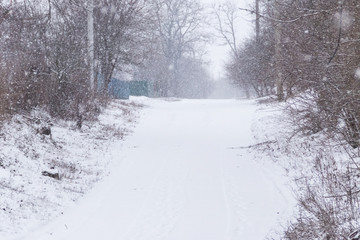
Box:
120 147 190 240
221 160 248 240
222 146 293 240
223 177 248 240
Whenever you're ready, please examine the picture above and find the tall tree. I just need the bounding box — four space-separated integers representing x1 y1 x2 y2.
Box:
94 0 149 92
150 0 205 96
212 1 251 97
273 3 284 101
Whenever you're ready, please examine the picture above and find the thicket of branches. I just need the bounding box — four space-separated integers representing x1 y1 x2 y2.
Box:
221 0 360 239
0 0 147 121
0 0 212 123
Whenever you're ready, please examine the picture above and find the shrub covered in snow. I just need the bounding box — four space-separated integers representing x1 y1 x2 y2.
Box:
252 97 360 240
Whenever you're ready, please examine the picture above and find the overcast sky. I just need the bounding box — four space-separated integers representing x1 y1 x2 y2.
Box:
200 0 253 80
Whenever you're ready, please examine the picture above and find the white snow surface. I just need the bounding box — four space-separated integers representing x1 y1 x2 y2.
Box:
0 100 141 238
5 97 295 240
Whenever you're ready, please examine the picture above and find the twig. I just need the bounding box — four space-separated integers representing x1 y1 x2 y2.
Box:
238 7 325 24
328 0 344 64
229 140 277 149
324 189 360 199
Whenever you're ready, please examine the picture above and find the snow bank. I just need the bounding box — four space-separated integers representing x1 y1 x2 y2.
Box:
0 100 142 238
251 97 360 239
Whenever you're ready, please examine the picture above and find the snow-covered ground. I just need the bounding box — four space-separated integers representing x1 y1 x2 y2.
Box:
4 98 296 240
0 100 142 239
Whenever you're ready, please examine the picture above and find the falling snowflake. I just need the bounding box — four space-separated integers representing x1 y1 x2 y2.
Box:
334 10 354 31
354 68 360 80
303 54 312 61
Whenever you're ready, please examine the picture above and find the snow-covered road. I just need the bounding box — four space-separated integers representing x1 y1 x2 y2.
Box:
16 98 294 240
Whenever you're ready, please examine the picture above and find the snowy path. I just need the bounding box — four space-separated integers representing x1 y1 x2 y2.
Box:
15 98 294 240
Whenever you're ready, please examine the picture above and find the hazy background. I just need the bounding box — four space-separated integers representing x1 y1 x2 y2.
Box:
201 0 253 80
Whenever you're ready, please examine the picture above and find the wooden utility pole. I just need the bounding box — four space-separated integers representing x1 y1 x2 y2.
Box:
274 4 284 101
87 0 95 92
255 0 260 43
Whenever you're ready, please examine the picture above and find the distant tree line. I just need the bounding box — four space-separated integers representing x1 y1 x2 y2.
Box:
214 0 360 239
134 0 212 98
0 0 212 123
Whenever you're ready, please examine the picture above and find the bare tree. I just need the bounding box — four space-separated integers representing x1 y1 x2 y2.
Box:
212 1 240 59
212 1 277 98
94 0 149 92
150 0 205 97
212 1 253 97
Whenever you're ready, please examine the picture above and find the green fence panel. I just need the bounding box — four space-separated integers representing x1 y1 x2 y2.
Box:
129 81 148 96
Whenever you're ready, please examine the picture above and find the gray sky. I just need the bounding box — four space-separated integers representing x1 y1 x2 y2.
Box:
201 0 253 79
